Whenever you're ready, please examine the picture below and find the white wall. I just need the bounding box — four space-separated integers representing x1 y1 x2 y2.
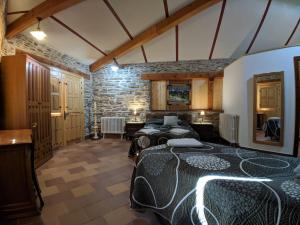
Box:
223 46 300 155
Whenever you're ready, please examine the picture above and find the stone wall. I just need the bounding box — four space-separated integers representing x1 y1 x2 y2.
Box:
92 59 233 129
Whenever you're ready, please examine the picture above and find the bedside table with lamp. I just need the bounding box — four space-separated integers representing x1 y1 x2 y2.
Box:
125 109 145 140
190 110 215 141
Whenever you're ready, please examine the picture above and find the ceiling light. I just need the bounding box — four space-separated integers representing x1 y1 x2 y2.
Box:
30 18 46 41
111 65 119 72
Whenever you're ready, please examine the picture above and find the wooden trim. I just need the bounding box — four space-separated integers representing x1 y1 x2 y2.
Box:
252 71 284 147
50 16 106 56
6 0 85 39
141 46 148 63
141 72 223 80
245 0 272 54
7 11 29 15
176 26 179 61
285 18 300 46
208 78 214 110
209 0 226 60
103 0 133 39
163 0 169 18
90 0 221 72
15 49 90 80
293 56 300 156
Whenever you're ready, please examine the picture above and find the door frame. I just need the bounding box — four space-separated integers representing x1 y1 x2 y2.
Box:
293 56 300 156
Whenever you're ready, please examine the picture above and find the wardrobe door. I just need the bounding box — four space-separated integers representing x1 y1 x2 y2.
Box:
26 59 41 164
38 65 52 166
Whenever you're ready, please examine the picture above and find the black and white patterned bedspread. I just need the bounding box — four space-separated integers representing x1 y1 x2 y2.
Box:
130 143 300 225
128 124 199 157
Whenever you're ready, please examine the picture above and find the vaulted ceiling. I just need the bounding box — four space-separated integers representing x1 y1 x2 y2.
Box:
6 0 300 71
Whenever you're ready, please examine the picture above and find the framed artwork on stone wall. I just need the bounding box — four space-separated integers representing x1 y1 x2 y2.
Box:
167 83 191 105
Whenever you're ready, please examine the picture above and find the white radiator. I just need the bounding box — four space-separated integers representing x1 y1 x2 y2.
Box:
101 117 126 139
219 113 239 144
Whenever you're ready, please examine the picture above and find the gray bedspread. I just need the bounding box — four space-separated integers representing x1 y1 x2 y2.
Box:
130 143 300 225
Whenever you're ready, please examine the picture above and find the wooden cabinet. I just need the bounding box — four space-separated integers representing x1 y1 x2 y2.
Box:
50 69 84 147
0 55 52 167
0 130 43 219
125 122 145 140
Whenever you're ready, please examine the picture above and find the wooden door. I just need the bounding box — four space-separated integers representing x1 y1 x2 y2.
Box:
26 58 52 166
63 73 84 144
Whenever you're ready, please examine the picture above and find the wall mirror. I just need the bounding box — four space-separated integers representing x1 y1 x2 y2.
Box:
253 72 284 146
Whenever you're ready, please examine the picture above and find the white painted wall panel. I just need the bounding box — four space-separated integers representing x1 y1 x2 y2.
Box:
55 0 129 54
117 47 145 65
223 46 300 155
144 29 176 62
179 2 221 60
23 18 101 64
213 0 267 59
250 0 300 53
109 0 164 37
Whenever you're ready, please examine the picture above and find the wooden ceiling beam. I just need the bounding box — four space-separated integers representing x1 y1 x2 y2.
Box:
6 0 86 39
15 49 90 80
90 0 221 72
141 72 223 81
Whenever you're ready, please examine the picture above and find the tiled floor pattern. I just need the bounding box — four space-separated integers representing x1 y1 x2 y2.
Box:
4 138 162 225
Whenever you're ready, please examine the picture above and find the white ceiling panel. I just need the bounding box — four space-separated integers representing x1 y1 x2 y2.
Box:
213 0 268 59
144 29 176 62
109 0 165 37
7 0 45 24
167 0 194 14
288 28 300 47
179 2 221 60
250 0 300 53
55 0 129 53
117 47 145 65
23 18 101 64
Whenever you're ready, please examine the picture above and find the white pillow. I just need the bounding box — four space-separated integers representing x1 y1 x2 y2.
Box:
164 116 178 126
294 164 300 174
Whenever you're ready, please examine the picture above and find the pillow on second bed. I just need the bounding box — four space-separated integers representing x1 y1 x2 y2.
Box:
164 116 178 126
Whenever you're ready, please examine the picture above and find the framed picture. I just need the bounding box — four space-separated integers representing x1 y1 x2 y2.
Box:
167 83 191 105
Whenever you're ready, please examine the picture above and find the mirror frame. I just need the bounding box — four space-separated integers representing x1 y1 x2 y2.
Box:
253 71 284 146
293 57 300 156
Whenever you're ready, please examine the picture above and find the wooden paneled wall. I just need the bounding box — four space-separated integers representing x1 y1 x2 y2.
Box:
192 79 209 109
150 75 223 111
151 81 167 110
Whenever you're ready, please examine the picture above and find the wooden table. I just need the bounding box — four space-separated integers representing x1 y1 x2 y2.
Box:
0 129 44 219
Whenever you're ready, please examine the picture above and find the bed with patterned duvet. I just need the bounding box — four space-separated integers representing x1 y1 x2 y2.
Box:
128 120 199 157
130 142 300 225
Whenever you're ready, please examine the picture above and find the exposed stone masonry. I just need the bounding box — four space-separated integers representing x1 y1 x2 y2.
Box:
92 59 233 131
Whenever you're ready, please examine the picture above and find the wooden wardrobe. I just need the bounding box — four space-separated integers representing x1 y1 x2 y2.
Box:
0 55 52 167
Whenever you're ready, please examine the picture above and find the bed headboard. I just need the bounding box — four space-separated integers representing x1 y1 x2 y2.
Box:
146 112 192 123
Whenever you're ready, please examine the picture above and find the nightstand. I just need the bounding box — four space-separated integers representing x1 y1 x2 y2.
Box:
125 122 145 140
190 122 215 141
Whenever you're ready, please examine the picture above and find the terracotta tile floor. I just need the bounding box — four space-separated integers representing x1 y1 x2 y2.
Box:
4 138 161 225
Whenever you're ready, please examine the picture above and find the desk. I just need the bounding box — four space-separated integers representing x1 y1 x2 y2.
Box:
0 129 43 219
